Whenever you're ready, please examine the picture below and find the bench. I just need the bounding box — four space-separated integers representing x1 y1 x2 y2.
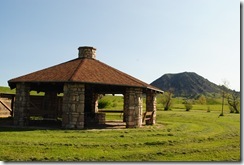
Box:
142 111 155 123
98 110 124 119
98 110 123 113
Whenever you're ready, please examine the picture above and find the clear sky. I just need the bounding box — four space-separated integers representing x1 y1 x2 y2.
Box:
0 0 240 91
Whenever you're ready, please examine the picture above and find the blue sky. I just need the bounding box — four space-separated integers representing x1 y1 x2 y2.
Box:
0 0 240 91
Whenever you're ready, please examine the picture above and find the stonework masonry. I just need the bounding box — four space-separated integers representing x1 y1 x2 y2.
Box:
124 88 143 128
78 46 96 59
146 90 157 125
62 83 85 129
14 83 30 126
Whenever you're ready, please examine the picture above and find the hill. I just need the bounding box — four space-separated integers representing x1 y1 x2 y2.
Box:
150 72 223 97
0 86 15 94
0 86 45 96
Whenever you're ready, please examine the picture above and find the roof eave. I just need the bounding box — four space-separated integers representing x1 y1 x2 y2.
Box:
8 80 164 94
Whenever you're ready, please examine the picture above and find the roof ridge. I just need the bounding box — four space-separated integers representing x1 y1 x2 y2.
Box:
68 58 84 81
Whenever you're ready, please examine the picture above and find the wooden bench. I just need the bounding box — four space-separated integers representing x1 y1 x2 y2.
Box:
98 110 123 113
98 110 124 119
142 111 155 123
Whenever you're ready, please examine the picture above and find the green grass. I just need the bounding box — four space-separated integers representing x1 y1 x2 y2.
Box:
0 86 16 94
98 95 124 110
0 110 240 161
0 87 240 161
0 86 44 96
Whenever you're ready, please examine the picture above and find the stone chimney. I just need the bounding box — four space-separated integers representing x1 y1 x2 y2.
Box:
78 46 96 59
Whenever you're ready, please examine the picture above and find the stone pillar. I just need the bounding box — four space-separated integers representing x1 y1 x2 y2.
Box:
62 83 85 129
44 91 57 119
14 83 30 126
124 88 143 128
146 90 157 125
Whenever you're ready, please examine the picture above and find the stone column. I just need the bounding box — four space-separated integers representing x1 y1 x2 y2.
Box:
146 90 157 125
62 83 85 129
124 88 143 128
14 83 30 126
44 91 57 119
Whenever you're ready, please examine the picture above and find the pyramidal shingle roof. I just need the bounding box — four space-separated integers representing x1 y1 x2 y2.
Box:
8 47 163 93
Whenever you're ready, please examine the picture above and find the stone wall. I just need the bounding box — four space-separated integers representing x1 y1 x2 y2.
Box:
95 112 105 125
14 83 30 126
124 88 143 128
62 83 85 129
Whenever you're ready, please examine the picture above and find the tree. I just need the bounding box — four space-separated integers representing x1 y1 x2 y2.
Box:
162 89 174 111
219 80 229 117
227 91 240 114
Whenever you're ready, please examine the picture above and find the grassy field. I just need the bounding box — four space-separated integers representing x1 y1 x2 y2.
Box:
0 87 240 161
0 109 240 161
0 86 44 96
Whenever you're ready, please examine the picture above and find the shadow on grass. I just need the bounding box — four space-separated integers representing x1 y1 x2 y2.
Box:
0 117 62 132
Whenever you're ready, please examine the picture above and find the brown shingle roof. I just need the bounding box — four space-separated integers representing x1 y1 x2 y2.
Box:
8 58 163 93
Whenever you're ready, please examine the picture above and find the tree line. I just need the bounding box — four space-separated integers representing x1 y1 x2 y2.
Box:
160 87 240 114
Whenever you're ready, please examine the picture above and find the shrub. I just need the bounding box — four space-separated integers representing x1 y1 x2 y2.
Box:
184 99 193 111
197 95 206 105
207 106 211 112
112 102 118 108
229 106 235 113
98 99 111 109
162 91 173 111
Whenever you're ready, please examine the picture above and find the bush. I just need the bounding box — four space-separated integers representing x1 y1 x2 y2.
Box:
197 95 206 105
112 102 118 107
207 106 211 112
229 106 235 113
98 99 111 109
184 99 193 111
162 91 173 111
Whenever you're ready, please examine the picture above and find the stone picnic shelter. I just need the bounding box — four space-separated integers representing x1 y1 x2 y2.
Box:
8 46 163 129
